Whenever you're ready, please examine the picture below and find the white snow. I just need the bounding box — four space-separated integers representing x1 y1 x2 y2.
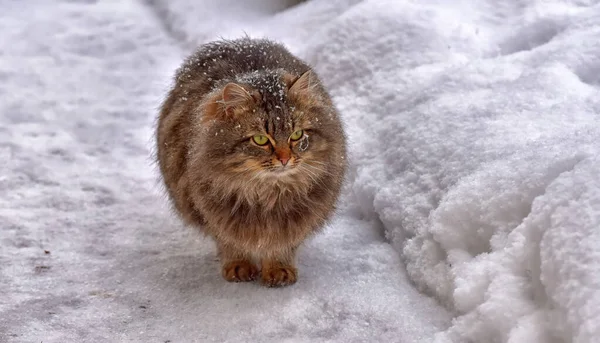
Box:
294 1 600 342
2 0 599 343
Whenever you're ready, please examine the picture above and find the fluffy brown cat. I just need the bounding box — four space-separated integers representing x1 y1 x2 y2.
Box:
155 37 347 287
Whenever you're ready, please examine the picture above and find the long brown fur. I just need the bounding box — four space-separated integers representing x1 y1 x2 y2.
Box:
155 37 347 287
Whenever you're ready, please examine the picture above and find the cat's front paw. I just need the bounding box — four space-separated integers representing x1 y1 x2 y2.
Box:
222 260 258 282
261 265 297 287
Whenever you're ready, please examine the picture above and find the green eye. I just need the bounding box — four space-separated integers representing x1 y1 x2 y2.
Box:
290 130 304 141
252 134 269 145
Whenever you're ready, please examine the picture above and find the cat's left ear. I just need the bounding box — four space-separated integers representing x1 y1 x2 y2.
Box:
288 70 317 98
221 83 258 116
286 70 322 106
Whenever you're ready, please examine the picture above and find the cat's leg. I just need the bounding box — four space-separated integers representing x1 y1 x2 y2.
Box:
260 247 298 287
217 242 258 282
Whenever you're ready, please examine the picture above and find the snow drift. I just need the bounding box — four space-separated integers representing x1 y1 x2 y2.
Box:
296 1 600 342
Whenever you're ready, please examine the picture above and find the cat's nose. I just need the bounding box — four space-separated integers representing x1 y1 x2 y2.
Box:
275 148 291 166
279 156 290 166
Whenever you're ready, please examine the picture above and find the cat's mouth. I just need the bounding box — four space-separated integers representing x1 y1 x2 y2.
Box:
270 163 297 176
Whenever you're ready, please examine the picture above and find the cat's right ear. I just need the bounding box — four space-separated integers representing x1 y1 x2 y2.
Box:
220 83 258 117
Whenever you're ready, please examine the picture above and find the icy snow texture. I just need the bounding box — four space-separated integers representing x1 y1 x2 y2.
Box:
144 0 307 49
2 0 600 342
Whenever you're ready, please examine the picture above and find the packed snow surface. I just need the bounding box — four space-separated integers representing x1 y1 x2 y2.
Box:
2 0 599 343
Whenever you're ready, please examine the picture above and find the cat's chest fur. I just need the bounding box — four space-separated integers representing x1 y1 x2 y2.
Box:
193 173 333 254
198 174 329 226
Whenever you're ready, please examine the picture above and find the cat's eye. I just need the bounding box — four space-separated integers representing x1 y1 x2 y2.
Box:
290 130 304 141
252 134 269 145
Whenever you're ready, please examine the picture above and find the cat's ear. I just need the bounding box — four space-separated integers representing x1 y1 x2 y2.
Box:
288 70 317 98
200 83 257 123
221 83 257 116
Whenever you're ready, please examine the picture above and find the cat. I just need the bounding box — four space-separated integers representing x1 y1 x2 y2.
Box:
155 37 347 287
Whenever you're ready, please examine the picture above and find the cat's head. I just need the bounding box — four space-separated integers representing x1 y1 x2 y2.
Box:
196 69 343 182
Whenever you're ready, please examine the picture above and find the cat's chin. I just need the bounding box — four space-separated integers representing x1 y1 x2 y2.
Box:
269 165 297 177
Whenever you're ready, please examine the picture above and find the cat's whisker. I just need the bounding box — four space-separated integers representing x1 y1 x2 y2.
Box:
298 165 325 187
301 162 334 177
302 165 336 189
304 160 334 170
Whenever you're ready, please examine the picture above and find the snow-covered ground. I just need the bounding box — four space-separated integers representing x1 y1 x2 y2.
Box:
1 1 599 342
